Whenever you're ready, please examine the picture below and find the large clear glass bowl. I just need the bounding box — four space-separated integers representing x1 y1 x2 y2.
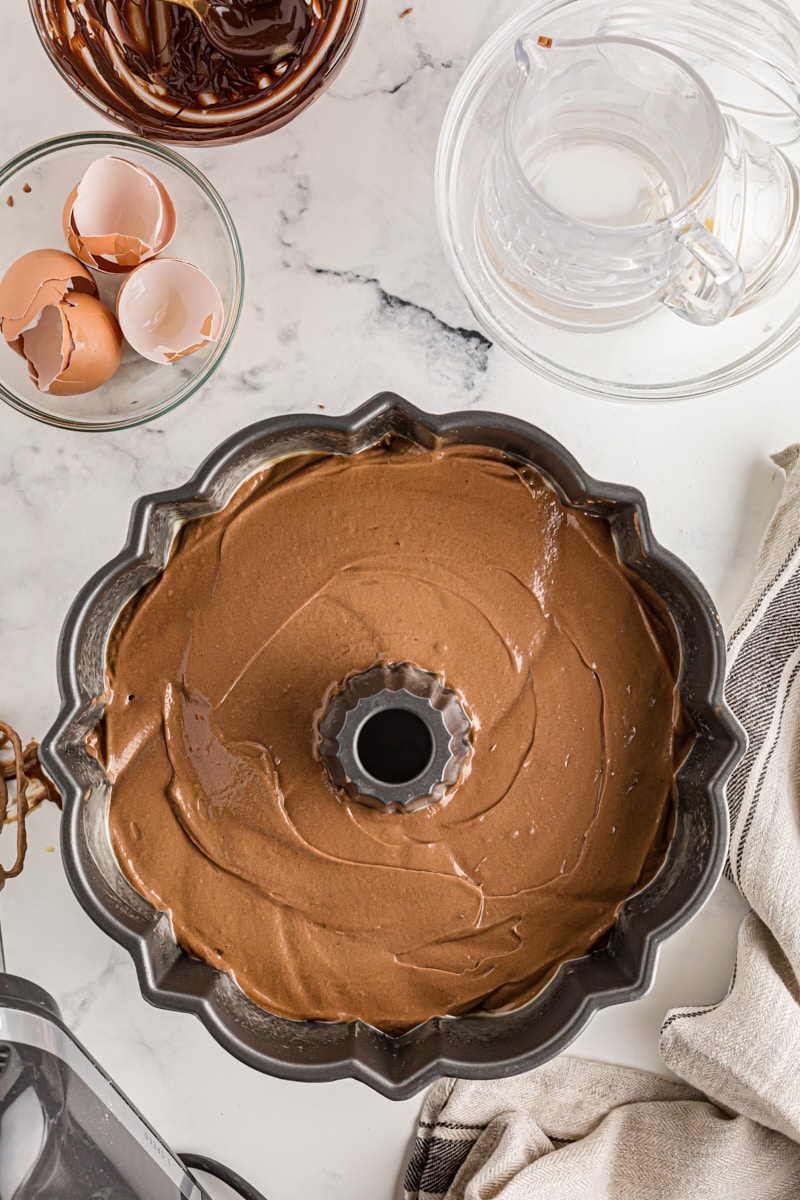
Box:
435 0 800 401
0 132 243 430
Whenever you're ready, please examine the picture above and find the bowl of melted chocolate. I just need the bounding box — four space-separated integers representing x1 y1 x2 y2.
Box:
42 394 742 1097
29 0 366 143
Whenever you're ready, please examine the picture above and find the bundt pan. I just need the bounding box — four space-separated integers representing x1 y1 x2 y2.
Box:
41 393 743 1100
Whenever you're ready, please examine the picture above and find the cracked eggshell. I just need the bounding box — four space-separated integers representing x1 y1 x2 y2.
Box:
0 249 97 350
62 156 177 274
18 293 123 396
117 258 223 365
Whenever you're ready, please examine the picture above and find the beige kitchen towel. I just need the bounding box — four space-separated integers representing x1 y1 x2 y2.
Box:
404 448 800 1200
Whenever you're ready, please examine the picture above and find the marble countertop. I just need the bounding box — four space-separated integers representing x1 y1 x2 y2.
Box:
0 1 791 1196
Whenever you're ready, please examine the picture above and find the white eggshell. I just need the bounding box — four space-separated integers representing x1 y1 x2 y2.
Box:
117 258 223 365
63 156 177 274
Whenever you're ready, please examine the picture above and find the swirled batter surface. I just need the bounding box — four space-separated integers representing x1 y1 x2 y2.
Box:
103 441 686 1030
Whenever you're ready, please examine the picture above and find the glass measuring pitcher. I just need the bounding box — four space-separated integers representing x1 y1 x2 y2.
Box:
479 34 799 329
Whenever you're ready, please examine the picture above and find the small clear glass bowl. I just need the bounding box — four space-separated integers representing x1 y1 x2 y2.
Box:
0 132 243 430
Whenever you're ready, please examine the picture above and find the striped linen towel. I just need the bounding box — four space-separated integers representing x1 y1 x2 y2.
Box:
404 447 800 1200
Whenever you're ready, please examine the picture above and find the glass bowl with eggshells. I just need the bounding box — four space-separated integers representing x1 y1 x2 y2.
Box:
0 132 243 430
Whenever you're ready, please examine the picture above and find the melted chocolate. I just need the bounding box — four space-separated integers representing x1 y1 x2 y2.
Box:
202 0 313 65
35 0 357 142
101 442 687 1031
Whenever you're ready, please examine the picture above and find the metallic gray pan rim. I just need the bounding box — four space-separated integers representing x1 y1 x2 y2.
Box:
41 393 744 1101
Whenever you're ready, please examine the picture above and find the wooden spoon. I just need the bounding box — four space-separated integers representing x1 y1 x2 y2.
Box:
162 0 309 66
164 0 211 22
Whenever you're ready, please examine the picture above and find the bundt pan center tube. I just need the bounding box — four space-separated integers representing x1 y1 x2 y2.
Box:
317 661 473 813
41 393 743 1100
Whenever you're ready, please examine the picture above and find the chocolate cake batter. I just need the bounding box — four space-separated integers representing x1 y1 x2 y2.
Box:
101 441 687 1031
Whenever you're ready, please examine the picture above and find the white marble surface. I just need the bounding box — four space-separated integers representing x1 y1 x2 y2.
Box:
2 0 795 1196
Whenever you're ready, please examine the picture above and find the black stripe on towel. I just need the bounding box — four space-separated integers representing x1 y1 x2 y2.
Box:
405 1134 477 1197
734 655 800 882
724 559 800 879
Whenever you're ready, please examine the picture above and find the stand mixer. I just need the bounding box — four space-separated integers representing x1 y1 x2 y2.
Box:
0 728 266 1200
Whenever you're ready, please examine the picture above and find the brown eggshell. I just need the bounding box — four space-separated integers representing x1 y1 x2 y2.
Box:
0 249 96 350
62 157 177 274
19 293 123 396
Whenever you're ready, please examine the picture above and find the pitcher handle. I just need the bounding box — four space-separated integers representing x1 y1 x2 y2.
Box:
661 216 745 326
